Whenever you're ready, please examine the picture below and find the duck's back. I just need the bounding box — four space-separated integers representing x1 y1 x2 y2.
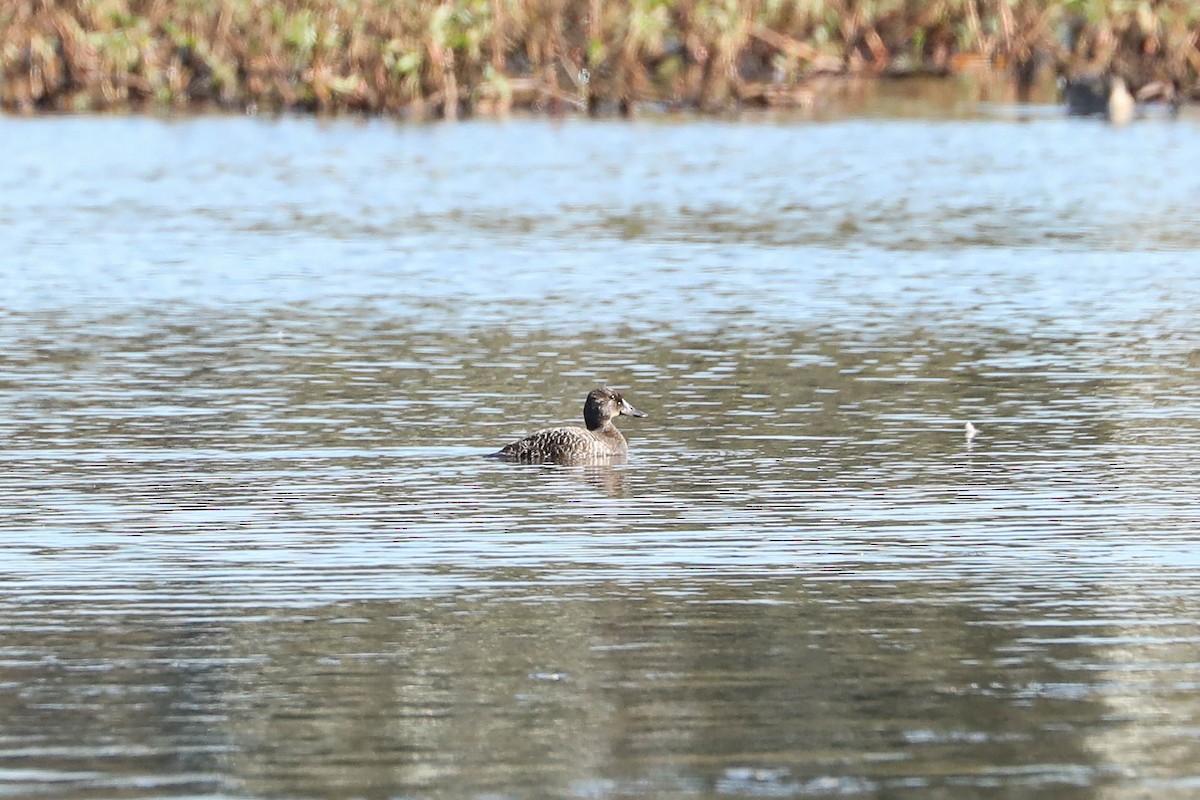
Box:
497 425 627 463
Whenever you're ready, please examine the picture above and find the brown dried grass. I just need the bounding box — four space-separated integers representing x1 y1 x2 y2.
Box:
0 0 1196 115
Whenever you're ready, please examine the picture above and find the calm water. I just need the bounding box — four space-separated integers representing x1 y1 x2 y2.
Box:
2 111 1200 799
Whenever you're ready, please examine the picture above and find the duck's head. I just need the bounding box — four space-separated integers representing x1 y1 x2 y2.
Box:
584 387 647 430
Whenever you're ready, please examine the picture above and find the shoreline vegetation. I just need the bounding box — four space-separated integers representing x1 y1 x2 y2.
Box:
2 1 1197 118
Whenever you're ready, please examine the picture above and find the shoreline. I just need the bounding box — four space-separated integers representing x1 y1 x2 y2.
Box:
3 1 1196 118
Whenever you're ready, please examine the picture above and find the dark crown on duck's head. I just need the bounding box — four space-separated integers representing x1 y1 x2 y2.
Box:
583 387 648 431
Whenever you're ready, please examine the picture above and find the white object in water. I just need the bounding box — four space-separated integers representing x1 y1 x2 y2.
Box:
1108 77 1134 126
964 421 979 440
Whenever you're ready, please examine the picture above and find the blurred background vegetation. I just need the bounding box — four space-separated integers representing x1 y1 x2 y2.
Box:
2 0 1197 116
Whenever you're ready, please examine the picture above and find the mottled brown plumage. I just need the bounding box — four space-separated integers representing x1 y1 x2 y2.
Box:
493 387 648 464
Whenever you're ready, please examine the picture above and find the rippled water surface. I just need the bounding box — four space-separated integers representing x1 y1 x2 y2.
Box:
2 112 1200 798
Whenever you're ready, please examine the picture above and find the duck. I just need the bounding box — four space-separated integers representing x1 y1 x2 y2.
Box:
1063 70 1110 116
1062 70 1135 125
492 387 648 464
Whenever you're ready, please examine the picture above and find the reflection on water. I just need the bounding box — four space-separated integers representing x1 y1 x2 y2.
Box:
1 113 1200 798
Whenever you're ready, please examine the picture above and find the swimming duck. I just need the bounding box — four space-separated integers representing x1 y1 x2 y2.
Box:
1063 70 1109 116
1062 70 1135 124
493 387 647 464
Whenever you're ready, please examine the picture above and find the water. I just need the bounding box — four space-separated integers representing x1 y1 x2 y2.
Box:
2 111 1200 798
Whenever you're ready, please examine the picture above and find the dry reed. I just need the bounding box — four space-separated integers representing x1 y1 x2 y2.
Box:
1 0 1196 115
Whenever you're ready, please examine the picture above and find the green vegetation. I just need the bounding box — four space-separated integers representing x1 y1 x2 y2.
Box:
1 0 1196 116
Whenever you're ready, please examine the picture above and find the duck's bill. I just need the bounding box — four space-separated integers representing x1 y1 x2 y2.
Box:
622 401 648 418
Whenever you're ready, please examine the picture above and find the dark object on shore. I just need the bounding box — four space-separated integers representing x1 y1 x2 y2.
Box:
492 388 647 465
1135 80 1182 115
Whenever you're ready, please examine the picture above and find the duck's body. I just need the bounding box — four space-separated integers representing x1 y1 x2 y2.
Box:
498 425 631 463
494 387 647 464
1063 70 1110 116
1063 71 1136 125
